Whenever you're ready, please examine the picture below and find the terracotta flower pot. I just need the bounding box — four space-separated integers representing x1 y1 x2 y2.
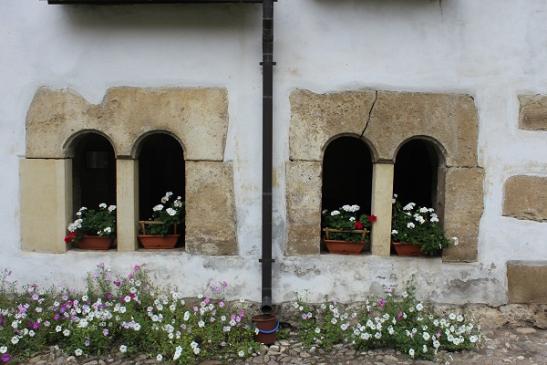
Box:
392 242 422 256
324 240 366 255
252 314 278 345
77 235 114 250
138 234 179 249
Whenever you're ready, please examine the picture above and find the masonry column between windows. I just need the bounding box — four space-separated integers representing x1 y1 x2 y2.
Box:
116 158 138 251
370 162 394 256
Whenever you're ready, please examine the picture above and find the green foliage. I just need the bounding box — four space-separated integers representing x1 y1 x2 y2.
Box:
322 204 376 242
391 200 450 256
144 192 184 236
0 265 258 364
65 203 116 245
295 282 481 360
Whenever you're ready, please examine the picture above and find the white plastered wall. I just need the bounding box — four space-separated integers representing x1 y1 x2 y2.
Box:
0 0 546 305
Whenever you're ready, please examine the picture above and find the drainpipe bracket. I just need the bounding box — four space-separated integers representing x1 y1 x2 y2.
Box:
260 61 277 66
259 258 276 263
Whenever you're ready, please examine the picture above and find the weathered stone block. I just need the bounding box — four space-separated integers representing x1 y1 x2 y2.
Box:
20 159 71 253
519 95 547 130
365 91 479 166
289 89 377 161
289 89 480 167
443 167 484 262
507 261 547 304
116 159 138 252
26 87 229 160
185 161 237 255
503 175 547 222
286 161 322 255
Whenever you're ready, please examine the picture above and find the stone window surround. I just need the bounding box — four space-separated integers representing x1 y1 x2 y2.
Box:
20 87 238 255
286 89 484 262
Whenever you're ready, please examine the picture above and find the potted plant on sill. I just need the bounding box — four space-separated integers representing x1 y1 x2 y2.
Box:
138 192 184 249
64 203 116 250
391 197 451 256
322 204 377 255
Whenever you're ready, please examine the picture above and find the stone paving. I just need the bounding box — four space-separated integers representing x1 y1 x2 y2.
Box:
22 327 547 365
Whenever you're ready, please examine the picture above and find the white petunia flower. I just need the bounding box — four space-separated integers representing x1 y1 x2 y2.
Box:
238 350 245 357
409 348 415 358
63 329 70 337
75 349 83 356
119 345 127 353
0 347 6 354
173 346 182 360
156 354 163 362
416 303 423 311
469 335 478 343
10 337 19 345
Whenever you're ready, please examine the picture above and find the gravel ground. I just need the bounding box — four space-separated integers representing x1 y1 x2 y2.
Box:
22 327 547 365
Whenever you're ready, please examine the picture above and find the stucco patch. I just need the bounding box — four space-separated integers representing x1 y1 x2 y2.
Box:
503 175 547 222
507 261 547 304
286 161 322 255
443 167 484 262
185 161 238 256
26 87 229 160
519 95 547 131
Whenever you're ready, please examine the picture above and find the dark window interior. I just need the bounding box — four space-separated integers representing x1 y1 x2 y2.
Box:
138 133 185 223
322 136 373 214
72 133 116 213
394 139 439 208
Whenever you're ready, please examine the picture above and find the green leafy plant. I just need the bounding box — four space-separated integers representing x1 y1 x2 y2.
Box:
64 203 116 245
322 204 376 242
143 192 184 236
391 198 451 256
295 282 481 361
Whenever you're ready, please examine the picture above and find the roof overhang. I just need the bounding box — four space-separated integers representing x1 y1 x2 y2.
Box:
48 0 265 4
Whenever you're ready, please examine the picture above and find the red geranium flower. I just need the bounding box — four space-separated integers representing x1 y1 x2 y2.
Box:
64 231 77 244
354 221 364 230
367 215 378 223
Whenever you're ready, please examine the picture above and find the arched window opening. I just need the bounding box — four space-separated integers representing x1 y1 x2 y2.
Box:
394 139 442 210
72 133 116 213
138 133 185 247
321 136 373 252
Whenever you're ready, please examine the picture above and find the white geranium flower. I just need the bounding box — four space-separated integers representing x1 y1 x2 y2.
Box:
349 217 356 222
99 203 107 209
153 204 164 212
391 229 398 235
108 205 116 212
166 208 177 217
419 207 429 213
430 216 439 223
342 205 351 212
104 227 112 234
74 349 83 356
350 204 360 212
166 191 173 197
407 222 415 229
119 345 127 353
403 202 415 211
174 200 183 208
330 210 340 216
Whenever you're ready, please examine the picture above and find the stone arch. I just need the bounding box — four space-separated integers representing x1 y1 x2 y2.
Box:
131 129 186 159
321 132 379 164
63 129 118 158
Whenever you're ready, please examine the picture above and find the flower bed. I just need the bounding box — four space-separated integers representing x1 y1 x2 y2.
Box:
0 267 482 364
0 266 258 364
295 283 481 360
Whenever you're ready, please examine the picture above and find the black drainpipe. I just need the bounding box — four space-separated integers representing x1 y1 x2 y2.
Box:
260 0 274 314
